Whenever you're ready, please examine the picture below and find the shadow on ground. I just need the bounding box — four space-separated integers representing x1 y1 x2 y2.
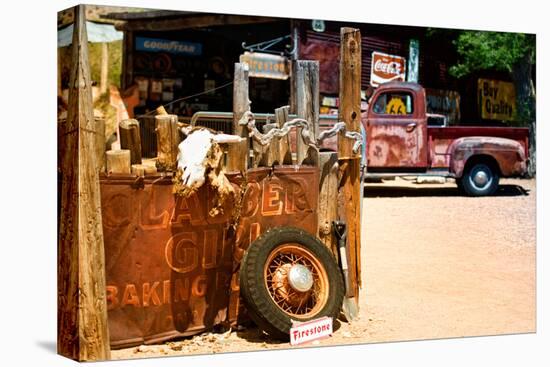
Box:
364 184 530 198
35 340 57 354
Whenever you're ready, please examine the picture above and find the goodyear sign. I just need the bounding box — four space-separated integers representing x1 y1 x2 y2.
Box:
240 52 290 80
478 79 516 121
135 37 202 56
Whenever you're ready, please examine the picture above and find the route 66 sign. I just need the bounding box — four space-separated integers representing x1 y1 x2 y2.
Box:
312 19 325 32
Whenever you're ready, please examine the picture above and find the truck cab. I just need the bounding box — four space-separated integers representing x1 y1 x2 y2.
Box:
364 82 529 196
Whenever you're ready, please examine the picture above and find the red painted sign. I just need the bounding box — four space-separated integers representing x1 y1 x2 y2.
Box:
290 317 333 345
370 51 406 87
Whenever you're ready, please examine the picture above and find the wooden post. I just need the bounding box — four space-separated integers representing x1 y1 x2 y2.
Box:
100 42 109 95
226 63 250 172
57 47 63 96
58 5 111 361
318 152 339 257
106 150 131 174
289 18 300 115
95 117 106 173
275 106 293 164
119 119 142 165
295 60 320 166
338 27 362 300
155 114 180 171
156 105 168 115
121 30 133 90
256 122 279 167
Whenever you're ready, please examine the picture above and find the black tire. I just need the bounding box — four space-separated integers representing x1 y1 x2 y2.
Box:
455 178 465 194
461 162 499 196
240 227 345 340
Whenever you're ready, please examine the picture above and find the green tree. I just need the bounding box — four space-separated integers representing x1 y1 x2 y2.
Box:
449 31 536 174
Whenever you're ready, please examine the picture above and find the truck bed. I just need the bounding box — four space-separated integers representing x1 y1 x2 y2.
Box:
428 126 529 169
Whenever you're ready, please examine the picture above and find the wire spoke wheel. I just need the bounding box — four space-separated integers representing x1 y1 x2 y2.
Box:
240 227 345 340
264 244 329 319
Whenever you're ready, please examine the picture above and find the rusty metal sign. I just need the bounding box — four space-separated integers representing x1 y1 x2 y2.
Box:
239 52 290 80
370 51 406 87
101 166 319 348
426 88 461 125
477 78 516 121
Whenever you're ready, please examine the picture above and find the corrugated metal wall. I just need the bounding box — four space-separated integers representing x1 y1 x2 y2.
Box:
300 26 455 94
301 29 409 93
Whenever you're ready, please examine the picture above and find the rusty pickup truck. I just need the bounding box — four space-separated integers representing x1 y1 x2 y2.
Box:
361 82 529 196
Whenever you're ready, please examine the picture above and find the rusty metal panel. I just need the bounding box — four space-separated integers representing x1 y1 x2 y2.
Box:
100 166 319 348
226 166 319 325
366 84 428 168
428 126 530 172
448 136 527 177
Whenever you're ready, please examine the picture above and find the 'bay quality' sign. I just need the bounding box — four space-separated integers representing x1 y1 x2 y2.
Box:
135 37 202 56
477 78 516 121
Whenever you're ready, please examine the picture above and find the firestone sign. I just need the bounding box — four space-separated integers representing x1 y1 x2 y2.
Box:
240 52 290 80
290 317 333 345
370 51 407 87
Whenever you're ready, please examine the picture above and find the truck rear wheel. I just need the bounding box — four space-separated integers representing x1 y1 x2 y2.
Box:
461 162 499 196
240 227 345 340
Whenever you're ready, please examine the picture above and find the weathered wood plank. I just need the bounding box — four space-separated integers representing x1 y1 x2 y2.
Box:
319 152 339 257
119 119 142 165
95 117 106 173
121 30 133 90
275 106 293 164
256 122 278 167
226 63 250 172
57 5 111 361
120 14 275 32
106 150 131 174
338 28 362 160
155 114 180 171
99 42 108 95
295 60 320 166
338 27 362 300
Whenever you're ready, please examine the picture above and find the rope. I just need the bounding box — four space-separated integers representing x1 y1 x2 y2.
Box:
141 81 234 117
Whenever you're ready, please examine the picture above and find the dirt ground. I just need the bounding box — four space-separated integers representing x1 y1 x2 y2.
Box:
111 178 536 360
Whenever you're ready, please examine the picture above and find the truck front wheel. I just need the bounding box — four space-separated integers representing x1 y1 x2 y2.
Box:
461 162 499 196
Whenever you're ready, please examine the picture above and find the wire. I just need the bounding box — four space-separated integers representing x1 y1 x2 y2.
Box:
141 81 234 116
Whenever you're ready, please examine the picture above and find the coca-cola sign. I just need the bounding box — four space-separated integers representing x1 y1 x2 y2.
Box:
371 51 406 87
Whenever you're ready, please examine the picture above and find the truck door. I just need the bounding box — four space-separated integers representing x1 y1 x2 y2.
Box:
366 89 428 169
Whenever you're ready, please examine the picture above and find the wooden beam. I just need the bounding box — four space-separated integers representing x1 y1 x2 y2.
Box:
121 30 133 90
338 29 362 160
106 150 131 174
226 63 250 172
318 152 339 257
99 42 109 95
295 60 319 166
155 114 180 171
57 5 111 361
95 117 106 173
257 122 279 167
119 119 142 165
275 105 293 165
119 14 276 32
338 27 362 300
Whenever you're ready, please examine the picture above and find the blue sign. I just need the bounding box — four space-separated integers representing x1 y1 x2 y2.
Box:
135 37 202 56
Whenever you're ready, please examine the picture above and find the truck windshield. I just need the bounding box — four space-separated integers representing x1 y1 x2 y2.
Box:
373 92 414 115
